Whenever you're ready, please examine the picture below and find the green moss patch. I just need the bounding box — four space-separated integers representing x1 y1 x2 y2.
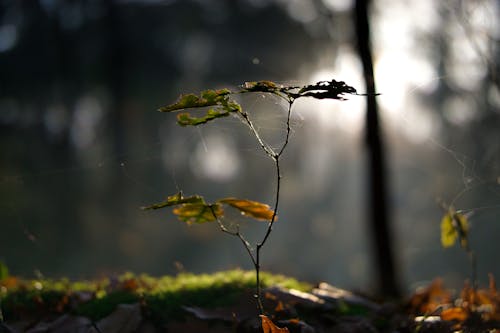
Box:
0 269 310 323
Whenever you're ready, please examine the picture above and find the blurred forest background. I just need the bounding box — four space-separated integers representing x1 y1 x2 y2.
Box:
1 0 499 294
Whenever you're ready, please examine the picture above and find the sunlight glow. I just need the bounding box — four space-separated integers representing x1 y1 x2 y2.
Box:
304 47 365 135
372 0 441 143
190 132 241 182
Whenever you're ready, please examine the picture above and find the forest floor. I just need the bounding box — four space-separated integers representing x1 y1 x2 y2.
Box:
1 269 499 333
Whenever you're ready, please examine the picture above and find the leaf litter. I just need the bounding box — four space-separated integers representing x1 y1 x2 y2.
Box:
2 270 500 332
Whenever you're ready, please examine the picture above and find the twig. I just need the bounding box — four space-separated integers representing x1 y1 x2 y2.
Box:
252 100 294 314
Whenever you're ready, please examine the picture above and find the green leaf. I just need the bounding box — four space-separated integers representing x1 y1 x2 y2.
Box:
242 81 281 93
142 192 224 224
294 80 357 100
440 210 469 248
159 89 241 126
141 192 204 210
173 203 223 224
219 198 275 221
158 89 232 112
176 109 231 126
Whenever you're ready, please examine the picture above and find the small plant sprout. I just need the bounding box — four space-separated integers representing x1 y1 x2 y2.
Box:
143 79 359 319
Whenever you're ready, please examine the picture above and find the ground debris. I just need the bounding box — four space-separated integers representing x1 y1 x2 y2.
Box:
2 271 500 332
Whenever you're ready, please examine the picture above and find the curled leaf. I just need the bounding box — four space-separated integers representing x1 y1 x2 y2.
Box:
294 80 357 100
219 198 275 221
260 315 290 333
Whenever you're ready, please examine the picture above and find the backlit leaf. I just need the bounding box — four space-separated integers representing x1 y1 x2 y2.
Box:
173 203 223 224
159 89 241 126
260 315 290 333
219 198 275 221
294 79 357 100
158 89 231 112
440 210 469 248
176 109 230 126
242 81 281 93
141 192 204 210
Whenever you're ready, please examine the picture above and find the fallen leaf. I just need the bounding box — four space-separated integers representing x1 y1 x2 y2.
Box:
441 307 468 322
408 278 452 314
260 315 289 333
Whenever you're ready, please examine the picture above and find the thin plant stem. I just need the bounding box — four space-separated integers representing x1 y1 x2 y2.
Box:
253 100 294 314
212 95 294 314
238 111 275 158
210 205 257 268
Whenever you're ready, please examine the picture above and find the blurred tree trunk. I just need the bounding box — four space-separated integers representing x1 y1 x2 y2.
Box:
354 0 401 298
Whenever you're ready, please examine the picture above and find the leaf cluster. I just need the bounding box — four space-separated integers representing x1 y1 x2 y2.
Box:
142 192 275 225
150 78 358 320
158 89 240 126
158 80 358 127
409 275 500 330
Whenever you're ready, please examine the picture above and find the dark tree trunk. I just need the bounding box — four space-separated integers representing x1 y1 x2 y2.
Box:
354 0 401 298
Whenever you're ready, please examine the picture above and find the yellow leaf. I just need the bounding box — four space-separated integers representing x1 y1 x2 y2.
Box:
260 315 289 333
173 203 223 224
219 198 276 221
440 210 469 248
441 213 456 248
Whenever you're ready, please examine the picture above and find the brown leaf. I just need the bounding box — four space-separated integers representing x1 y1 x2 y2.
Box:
260 315 290 333
409 278 452 314
219 198 275 221
489 273 497 297
0 276 19 289
441 307 468 322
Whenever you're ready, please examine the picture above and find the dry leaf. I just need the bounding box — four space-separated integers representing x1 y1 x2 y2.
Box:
260 315 289 333
441 307 468 322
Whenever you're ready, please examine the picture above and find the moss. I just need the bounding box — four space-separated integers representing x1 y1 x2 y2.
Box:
0 269 310 323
